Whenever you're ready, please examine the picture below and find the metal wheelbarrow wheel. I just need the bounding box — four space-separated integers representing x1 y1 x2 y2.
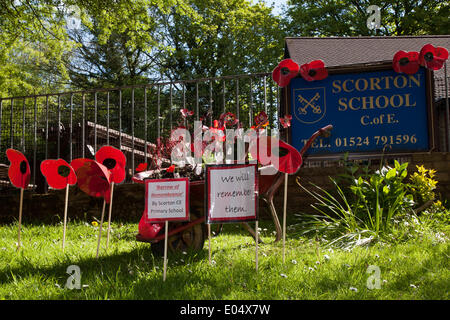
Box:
150 212 206 256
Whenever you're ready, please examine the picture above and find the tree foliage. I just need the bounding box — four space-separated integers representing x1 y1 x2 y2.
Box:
284 0 450 36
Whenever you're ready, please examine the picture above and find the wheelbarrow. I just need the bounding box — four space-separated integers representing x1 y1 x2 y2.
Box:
133 125 333 255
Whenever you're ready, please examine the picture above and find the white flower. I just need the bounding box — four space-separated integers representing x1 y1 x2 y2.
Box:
291 259 297 265
280 273 288 278
349 287 358 292
410 284 417 289
323 254 330 261
308 267 315 272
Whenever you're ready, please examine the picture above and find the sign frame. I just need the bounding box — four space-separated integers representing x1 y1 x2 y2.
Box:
144 177 190 223
282 61 436 160
205 163 259 224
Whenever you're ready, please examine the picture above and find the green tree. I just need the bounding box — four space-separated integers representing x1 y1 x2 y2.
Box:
0 0 76 97
159 0 284 81
284 0 450 36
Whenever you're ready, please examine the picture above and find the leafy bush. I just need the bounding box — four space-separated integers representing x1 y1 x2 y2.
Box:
294 159 448 248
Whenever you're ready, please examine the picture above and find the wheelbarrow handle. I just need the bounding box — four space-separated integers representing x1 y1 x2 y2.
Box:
299 124 333 156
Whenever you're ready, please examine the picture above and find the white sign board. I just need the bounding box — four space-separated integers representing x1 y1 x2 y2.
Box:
145 178 189 222
206 164 258 224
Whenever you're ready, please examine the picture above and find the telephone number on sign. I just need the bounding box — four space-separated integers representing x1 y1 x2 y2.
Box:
302 134 418 149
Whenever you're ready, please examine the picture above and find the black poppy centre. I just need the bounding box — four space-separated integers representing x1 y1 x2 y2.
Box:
103 158 117 170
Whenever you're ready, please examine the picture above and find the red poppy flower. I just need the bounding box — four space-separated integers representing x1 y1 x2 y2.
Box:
392 51 420 74
220 112 239 127
166 164 176 173
280 115 292 128
6 149 30 189
272 59 299 87
419 44 449 71
180 108 194 118
255 111 269 128
40 159 77 189
136 162 148 172
138 213 163 239
71 158 112 203
249 137 302 174
300 60 328 81
95 146 126 184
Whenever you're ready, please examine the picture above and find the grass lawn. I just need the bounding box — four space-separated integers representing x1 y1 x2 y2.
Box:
0 218 448 300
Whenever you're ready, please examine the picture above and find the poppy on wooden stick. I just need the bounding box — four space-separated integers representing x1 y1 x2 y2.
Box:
40 158 77 251
272 59 300 87
392 50 420 74
6 149 31 251
95 146 126 184
419 44 448 71
6 149 30 189
299 60 328 82
40 159 77 190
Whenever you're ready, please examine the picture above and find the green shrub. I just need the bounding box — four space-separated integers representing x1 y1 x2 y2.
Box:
295 159 448 248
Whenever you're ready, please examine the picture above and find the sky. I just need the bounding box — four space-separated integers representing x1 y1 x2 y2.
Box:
262 0 288 15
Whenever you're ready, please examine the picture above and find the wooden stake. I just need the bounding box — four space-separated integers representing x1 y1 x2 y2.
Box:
96 199 106 259
255 220 259 272
105 182 115 250
163 220 168 281
17 187 24 251
62 184 70 251
208 223 212 265
282 172 288 263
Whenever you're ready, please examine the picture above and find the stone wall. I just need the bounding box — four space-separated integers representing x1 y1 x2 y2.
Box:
0 152 448 224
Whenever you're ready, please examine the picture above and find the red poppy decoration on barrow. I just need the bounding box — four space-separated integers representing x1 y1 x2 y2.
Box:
249 136 303 174
280 115 292 128
392 51 420 75
40 159 77 190
95 146 126 184
300 60 328 82
71 158 112 203
272 59 300 87
419 44 449 71
6 149 31 189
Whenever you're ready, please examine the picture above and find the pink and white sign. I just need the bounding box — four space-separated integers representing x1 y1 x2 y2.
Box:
206 164 258 224
145 178 189 223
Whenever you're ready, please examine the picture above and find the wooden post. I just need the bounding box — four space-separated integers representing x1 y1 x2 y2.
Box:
17 187 24 251
163 221 169 281
105 182 115 250
282 173 288 263
208 224 212 265
62 184 70 251
255 220 259 272
96 200 106 258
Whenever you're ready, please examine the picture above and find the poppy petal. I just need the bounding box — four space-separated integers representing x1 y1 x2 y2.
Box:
300 60 328 81
139 213 163 239
419 44 448 71
95 146 126 184
41 159 77 189
272 59 299 87
249 137 302 174
393 50 420 74
71 158 111 203
6 149 30 189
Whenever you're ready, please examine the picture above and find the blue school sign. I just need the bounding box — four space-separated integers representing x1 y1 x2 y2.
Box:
290 67 431 156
